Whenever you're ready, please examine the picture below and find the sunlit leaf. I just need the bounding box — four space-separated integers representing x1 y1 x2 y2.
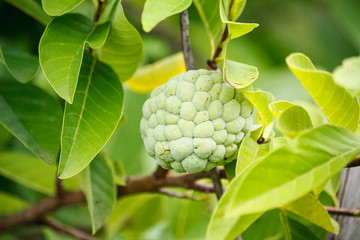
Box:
127 52 186 93
39 14 110 103
228 0 246 21
59 54 124 179
100 6 143 82
0 191 27 215
295 101 326 128
141 0 192 32
81 154 116 233
0 47 39 83
286 53 360 132
0 82 62 164
277 105 313 138
270 137 288 151
284 194 339 234
323 173 341 207
4 0 52 25
224 60 258 88
209 125 360 238
0 152 56 195
42 0 85 16
333 56 360 97
236 136 260 175
269 101 295 119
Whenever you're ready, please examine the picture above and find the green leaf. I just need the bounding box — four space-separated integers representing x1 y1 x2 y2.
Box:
42 0 86 16
0 191 27 215
224 60 258 88
0 47 39 84
0 82 62 164
58 54 124 179
323 174 341 207
141 0 192 32
224 161 236 181
333 56 360 97
242 90 275 136
227 23 258 40
209 125 360 239
222 125 360 220
284 194 339 234
277 105 313 138
270 137 288 151
81 154 116 233
286 53 360 132
39 14 110 103
193 0 222 54
236 136 260 175
4 0 52 25
281 215 322 240
295 101 326 128
0 152 56 195
269 101 295 119
100 6 143 82
228 0 246 21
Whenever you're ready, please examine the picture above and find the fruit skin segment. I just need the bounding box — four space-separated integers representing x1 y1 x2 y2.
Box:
140 69 254 173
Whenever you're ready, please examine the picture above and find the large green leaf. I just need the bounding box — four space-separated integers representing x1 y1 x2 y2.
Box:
0 47 39 84
277 105 313 138
4 0 52 25
284 194 339 234
141 0 192 32
193 0 222 54
286 53 360 132
333 56 360 97
99 6 143 82
42 0 86 16
209 125 360 239
58 54 124 179
224 60 258 88
0 152 56 195
0 191 27 215
0 82 62 164
236 136 262 175
81 154 116 233
39 14 111 103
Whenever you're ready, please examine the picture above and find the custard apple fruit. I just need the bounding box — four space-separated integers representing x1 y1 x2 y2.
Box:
140 69 254 173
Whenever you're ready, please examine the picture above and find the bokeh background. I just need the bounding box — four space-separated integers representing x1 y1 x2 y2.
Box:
0 0 359 239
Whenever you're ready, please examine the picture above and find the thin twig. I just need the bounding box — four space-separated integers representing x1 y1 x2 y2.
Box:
41 219 97 240
209 167 224 199
180 10 195 70
157 189 202 200
325 206 360 217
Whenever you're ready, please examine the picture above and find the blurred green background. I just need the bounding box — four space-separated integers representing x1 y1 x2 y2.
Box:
0 0 359 239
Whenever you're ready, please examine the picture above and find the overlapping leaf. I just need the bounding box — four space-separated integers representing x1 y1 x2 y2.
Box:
39 14 110 103
141 0 192 32
0 82 62 164
42 0 85 16
208 125 360 239
100 6 143 82
277 105 313 138
333 56 360 97
127 52 186 93
0 152 56 195
236 136 263 175
286 53 360 132
58 54 124 179
0 47 39 83
81 154 116 233
224 60 258 88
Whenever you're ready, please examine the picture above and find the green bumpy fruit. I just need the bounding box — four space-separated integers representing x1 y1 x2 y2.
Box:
140 69 254 173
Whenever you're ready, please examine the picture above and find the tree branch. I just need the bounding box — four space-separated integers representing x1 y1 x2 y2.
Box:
0 169 226 232
209 167 224 199
180 10 195 70
41 218 97 240
325 206 360 217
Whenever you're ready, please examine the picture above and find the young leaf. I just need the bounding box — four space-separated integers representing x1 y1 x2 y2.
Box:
0 191 27 215
127 52 186 93
228 0 246 21
0 152 56 195
277 105 313 138
0 47 39 83
81 154 116 234
209 125 360 238
286 53 360 132
141 0 192 32
59 54 124 179
99 6 143 82
0 82 62 164
193 0 222 54
39 14 110 103
284 194 339 234
42 0 86 16
224 60 258 88
333 56 360 97
236 136 261 175
269 100 295 119
4 0 52 25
